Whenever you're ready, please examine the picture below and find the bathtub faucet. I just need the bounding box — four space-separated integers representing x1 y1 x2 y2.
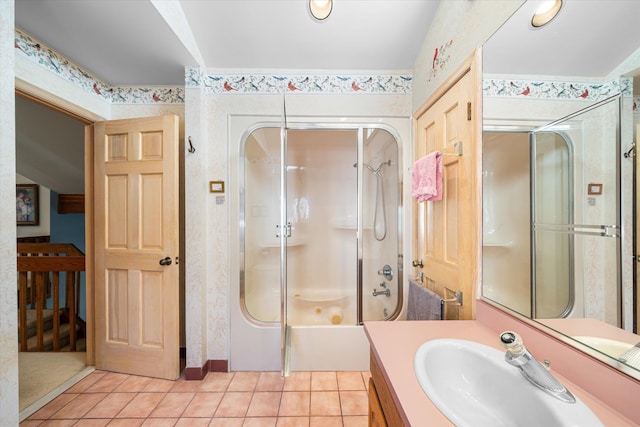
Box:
372 283 391 297
500 331 576 403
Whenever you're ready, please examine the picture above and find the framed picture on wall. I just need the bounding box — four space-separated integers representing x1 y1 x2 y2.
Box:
16 183 39 226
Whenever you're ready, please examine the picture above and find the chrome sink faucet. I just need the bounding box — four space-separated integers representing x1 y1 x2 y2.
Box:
500 331 576 403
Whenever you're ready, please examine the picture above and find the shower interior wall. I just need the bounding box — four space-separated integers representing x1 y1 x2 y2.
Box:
243 127 400 326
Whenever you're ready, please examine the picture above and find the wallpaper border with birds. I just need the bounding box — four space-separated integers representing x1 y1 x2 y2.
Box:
15 28 185 105
184 67 412 95
14 28 640 111
483 76 633 103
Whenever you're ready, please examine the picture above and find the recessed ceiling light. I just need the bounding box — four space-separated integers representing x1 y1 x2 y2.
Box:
531 0 563 28
309 0 332 21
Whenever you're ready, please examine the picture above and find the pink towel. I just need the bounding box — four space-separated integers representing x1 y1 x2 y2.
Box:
412 151 443 202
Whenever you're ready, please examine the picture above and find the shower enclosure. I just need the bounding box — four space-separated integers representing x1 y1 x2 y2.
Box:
233 121 402 373
483 96 621 326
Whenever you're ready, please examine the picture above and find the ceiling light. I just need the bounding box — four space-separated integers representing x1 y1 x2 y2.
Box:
309 0 332 21
531 0 563 28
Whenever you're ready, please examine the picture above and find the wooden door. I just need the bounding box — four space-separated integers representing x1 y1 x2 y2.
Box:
93 115 180 379
412 55 479 321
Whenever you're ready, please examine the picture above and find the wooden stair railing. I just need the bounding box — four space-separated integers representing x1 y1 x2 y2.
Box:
17 243 85 351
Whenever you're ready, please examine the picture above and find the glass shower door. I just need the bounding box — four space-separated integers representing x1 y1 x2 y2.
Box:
532 96 621 323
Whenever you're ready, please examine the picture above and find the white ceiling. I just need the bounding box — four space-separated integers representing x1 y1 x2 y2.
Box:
14 0 441 86
483 0 640 82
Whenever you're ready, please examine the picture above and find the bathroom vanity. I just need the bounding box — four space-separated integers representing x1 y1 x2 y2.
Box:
364 305 638 426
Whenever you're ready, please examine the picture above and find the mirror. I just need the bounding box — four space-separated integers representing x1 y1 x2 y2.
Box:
481 0 640 377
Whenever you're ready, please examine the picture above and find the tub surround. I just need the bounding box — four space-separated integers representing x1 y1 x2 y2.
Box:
364 300 639 426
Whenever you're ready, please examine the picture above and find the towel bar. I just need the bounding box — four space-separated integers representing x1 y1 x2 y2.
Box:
441 141 463 156
442 290 463 306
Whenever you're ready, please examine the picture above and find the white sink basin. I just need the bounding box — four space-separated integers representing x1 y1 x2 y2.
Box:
414 338 603 427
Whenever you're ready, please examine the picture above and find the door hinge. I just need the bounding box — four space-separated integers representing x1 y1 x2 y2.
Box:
467 102 472 121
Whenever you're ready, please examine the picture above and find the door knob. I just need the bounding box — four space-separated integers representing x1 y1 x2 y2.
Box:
412 259 423 268
159 257 172 266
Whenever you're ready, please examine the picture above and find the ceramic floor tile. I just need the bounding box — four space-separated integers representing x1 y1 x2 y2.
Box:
140 418 178 426
105 419 145 426
241 417 277 427
278 392 310 417
342 415 368 427
246 392 282 417
309 391 341 416
255 372 285 392
50 392 107 419
143 378 177 393
214 392 253 417
208 417 245 426
310 372 337 391
28 393 79 420
85 373 130 393
309 416 342 427
174 418 213 427
114 376 153 392
200 373 234 392
149 392 195 418
84 392 136 418
38 420 78 426
283 372 310 392
361 372 371 390
227 372 260 392
274 417 309 427
170 378 203 393
181 392 224 417
336 372 365 391
117 393 166 418
73 419 111 427
64 372 106 394
28 370 374 427
338 391 368 416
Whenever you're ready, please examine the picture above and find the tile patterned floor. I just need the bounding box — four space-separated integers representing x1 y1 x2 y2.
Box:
21 370 372 426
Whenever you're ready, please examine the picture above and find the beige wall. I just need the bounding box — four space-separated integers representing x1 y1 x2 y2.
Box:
0 1 18 425
412 0 524 111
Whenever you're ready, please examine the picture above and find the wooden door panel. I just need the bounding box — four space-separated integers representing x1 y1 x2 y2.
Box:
413 61 478 320
95 115 179 380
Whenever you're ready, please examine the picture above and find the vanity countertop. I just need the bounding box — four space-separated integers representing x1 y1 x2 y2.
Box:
364 320 636 426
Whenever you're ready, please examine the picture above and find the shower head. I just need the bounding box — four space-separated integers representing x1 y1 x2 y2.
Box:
353 160 391 176
353 162 376 174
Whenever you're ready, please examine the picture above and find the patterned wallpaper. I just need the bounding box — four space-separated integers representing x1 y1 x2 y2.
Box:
184 67 412 95
15 28 639 109
15 28 184 104
483 76 633 102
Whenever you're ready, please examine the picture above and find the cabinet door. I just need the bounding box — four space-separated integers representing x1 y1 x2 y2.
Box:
368 378 388 427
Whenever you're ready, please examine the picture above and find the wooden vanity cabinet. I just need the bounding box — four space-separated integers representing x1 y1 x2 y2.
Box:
369 350 405 427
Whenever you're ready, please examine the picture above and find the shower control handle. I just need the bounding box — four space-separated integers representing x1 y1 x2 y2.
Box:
377 264 394 281
412 259 424 268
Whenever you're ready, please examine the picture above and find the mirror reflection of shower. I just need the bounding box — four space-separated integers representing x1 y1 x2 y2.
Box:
354 160 392 241
482 95 622 328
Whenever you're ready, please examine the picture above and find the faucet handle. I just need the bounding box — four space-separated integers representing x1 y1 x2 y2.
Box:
499 331 525 356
